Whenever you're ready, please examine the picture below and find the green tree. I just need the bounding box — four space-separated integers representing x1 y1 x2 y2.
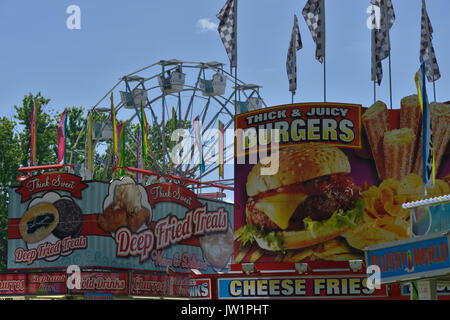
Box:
63 106 87 167
0 117 21 271
145 117 191 174
14 92 57 166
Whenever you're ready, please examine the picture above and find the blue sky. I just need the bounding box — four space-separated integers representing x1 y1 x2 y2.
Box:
1 0 449 120
0 0 449 199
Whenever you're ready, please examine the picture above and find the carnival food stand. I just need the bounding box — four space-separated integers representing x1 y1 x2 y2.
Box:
365 195 450 300
3 166 233 300
3 98 449 300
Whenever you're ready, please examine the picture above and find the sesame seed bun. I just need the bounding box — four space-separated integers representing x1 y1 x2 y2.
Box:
246 143 351 197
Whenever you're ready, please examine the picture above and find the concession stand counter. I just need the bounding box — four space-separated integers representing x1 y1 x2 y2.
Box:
0 267 191 300
4 167 233 300
190 261 406 300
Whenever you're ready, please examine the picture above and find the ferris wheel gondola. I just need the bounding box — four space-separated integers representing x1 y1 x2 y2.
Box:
69 59 266 196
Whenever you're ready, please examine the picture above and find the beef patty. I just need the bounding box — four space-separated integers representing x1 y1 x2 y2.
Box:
246 174 360 231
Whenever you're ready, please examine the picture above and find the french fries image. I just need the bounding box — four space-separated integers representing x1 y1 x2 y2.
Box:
400 94 421 157
362 101 389 180
412 102 449 177
400 95 421 134
383 128 416 180
430 102 450 174
343 173 450 251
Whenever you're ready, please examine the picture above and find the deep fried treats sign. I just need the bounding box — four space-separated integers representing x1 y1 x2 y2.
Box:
234 102 450 264
8 177 234 273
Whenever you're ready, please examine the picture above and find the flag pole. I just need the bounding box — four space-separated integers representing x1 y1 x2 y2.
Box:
385 2 393 110
373 80 376 103
371 21 376 104
323 55 327 103
421 0 439 103
322 0 326 103
433 80 436 102
234 0 238 114
218 0 238 112
388 53 393 109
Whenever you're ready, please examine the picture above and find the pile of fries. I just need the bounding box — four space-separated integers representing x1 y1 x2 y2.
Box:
342 173 450 250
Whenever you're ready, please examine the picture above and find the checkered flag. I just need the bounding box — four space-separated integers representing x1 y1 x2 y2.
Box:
302 0 324 63
287 15 303 94
371 0 395 85
420 0 440 82
217 0 236 68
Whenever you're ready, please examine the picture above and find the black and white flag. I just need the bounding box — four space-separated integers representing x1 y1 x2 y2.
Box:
287 15 303 94
371 0 395 85
302 0 324 63
420 0 440 82
217 0 237 68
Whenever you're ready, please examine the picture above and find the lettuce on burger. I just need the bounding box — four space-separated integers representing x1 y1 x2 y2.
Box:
236 143 365 252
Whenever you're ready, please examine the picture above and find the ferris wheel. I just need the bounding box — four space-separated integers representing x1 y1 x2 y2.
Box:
69 59 266 195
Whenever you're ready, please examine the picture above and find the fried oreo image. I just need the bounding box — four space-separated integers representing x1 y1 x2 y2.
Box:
52 198 83 239
19 203 60 243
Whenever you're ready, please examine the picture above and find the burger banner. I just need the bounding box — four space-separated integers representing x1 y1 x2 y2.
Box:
234 101 450 264
8 176 234 274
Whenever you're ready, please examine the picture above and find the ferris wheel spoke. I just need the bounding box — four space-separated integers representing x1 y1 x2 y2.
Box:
70 60 265 192
183 68 203 123
200 97 211 125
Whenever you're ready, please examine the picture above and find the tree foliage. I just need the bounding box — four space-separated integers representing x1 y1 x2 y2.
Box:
14 92 56 166
0 117 21 271
0 93 186 271
0 93 87 271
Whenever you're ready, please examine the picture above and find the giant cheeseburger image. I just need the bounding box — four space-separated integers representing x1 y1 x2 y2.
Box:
236 143 365 252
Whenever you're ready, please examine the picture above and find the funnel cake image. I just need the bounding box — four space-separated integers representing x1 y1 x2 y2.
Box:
362 100 389 180
383 128 416 180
